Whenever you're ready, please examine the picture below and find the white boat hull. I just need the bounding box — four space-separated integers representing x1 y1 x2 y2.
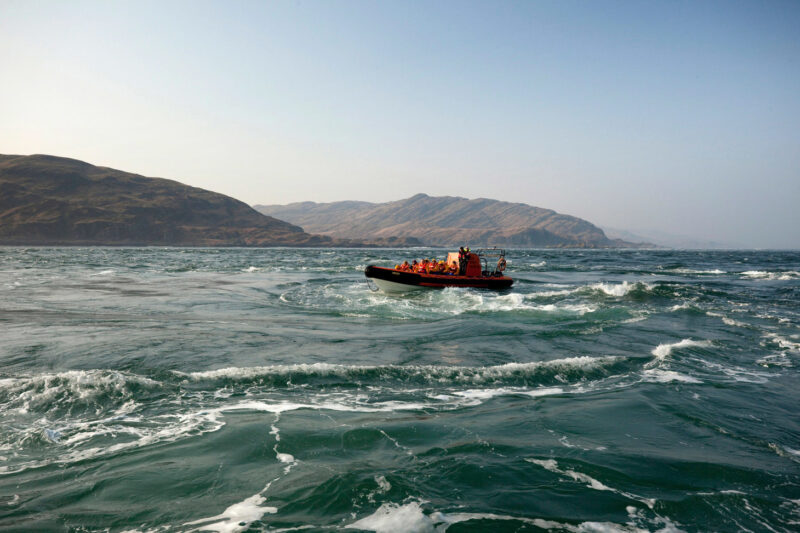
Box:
371 277 428 293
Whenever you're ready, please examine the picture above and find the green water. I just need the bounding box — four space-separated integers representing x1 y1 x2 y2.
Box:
0 248 798 532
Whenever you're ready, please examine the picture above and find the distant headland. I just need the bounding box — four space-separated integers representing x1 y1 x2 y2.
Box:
255 195 645 248
1 154 644 248
0 154 358 247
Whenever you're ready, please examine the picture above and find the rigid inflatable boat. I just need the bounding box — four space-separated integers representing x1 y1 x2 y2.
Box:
365 248 513 293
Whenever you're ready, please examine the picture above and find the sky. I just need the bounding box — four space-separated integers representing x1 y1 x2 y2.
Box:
1 0 799 248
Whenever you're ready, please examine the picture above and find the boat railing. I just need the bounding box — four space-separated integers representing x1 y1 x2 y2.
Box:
473 247 507 277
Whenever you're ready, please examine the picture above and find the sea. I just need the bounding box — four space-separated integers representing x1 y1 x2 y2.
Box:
1 247 798 532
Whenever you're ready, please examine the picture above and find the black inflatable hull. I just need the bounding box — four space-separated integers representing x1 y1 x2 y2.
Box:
365 265 513 292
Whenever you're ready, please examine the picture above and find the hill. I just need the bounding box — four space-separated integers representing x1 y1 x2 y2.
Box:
255 194 637 248
0 154 347 246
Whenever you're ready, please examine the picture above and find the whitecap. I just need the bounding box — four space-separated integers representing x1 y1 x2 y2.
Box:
650 339 712 362
590 281 649 297
534 303 598 315
741 270 800 280
346 501 562 533
347 501 433 533
642 370 702 384
176 356 622 385
529 287 580 298
762 333 800 353
452 386 564 404
0 369 160 416
671 268 726 275
706 311 749 328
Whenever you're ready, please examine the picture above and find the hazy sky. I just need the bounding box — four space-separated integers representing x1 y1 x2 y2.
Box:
1 0 799 247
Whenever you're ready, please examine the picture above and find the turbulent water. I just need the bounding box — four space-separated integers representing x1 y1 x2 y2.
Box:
1 248 799 532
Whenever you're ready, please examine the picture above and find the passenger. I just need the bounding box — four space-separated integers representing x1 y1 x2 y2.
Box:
437 260 446 274
458 247 467 275
448 261 458 275
400 260 411 271
412 259 420 272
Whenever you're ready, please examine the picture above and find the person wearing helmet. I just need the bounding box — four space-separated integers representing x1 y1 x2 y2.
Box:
425 259 436 274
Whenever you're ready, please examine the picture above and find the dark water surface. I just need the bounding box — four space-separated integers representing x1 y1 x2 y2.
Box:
1 248 798 532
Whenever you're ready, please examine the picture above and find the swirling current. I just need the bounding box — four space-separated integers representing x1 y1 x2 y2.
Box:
0 247 798 532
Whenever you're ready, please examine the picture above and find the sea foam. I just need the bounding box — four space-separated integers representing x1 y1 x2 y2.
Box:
526 458 656 509
650 339 712 361
184 493 276 533
590 281 650 297
176 356 622 386
741 270 800 280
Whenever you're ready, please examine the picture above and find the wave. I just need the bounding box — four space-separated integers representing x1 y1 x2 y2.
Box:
282 283 607 318
741 270 800 281
526 458 656 509
184 493 277 532
706 311 750 328
0 369 161 416
344 497 682 533
762 332 800 353
699 361 772 384
176 356 624 387
756 332 797 367
0 405 225 476
589 281 650 297
666 268 727 275
650 339 712 362
641 369 703 384
278 276 682 324
0 357 626 476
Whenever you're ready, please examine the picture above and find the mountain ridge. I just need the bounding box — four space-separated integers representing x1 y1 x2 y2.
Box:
256 193 639 248
0 154 360 247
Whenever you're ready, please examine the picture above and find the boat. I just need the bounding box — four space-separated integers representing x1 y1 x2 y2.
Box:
365 248 513 292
